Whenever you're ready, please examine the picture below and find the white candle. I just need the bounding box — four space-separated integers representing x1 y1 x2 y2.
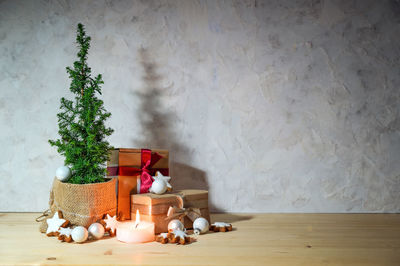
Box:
116 210 155 243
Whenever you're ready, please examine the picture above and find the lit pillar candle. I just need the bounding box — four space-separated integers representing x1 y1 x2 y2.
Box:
116 210 155 243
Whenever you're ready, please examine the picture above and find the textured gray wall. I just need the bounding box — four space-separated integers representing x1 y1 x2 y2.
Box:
1 0 399 212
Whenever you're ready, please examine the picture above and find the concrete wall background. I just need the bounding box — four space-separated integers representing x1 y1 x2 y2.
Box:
1 0 399 212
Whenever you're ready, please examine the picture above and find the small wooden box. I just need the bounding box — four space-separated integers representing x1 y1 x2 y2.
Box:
131 190 210 234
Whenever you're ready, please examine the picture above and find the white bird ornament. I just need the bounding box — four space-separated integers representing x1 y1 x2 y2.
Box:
149 171 172 195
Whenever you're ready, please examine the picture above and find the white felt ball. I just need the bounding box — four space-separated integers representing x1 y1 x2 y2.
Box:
88 223 105 239
193 217 209 235
149 179 167 195
168 219 184 232
55 166 72 182
71 226 88 243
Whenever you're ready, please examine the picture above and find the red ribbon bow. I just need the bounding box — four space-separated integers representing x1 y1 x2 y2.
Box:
119 149 165 193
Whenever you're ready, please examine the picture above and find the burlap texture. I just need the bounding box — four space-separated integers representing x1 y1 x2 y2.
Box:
39 177 116 233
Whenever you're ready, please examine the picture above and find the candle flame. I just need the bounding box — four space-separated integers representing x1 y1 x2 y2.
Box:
135 209 140 224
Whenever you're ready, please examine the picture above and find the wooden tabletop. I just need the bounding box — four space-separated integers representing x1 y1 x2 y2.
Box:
1 213 399 265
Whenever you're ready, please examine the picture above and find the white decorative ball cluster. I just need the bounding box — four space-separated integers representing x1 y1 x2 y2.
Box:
55 166 72 182
71 226 88 243
168 219 184 232
88 223 105 239
193 217 209 235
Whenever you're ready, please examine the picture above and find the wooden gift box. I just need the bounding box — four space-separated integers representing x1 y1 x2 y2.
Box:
131 190 210 234
107 148 169 220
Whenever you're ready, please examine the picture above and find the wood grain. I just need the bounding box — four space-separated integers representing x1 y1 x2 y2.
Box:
1 213 399 265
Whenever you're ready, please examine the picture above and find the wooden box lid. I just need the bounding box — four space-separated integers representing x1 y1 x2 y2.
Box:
175 189 208 201
131 192 182 206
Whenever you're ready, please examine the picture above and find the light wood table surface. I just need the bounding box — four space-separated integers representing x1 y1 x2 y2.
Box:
1 213 399 265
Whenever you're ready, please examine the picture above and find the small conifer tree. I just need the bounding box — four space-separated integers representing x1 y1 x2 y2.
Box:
49 23 114 184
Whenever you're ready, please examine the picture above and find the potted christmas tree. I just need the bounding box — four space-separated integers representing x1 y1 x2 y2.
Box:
43 24 116 230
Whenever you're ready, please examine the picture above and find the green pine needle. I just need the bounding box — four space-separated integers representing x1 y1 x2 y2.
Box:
49 23 114 184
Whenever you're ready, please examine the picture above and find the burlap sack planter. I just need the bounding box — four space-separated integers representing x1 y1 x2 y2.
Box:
39 177 117 233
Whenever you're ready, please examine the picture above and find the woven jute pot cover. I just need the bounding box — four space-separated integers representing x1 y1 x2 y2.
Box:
39 178 117 233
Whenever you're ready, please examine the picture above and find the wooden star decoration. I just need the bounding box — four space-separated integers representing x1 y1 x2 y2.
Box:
156 232 172 244
170 229 191 244
102 214 119 236
58 227 73 242
172 229 188 239
210 222 233 232
46 211 69 236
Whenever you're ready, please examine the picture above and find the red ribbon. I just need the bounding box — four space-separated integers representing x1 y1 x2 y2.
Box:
118 149 164 193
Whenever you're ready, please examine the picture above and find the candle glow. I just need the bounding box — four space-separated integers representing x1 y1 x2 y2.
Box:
116 210 155 243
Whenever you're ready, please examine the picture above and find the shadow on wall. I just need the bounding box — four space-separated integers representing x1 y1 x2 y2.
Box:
135 48 210 194
134 48 252 222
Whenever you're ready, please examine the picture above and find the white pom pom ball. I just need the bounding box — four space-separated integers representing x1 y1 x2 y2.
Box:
56 166 72 182
71 226 88 243
168 219 184 232
149 179 168 195
193 217 209 235
88 223 105 239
